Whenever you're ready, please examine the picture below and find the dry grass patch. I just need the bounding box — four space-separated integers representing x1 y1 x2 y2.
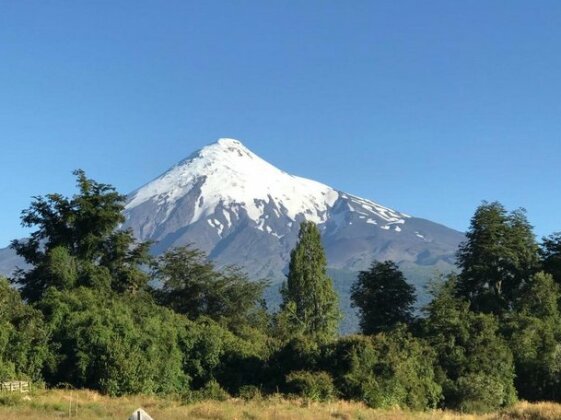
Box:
0 390 559 419
494 401 561 420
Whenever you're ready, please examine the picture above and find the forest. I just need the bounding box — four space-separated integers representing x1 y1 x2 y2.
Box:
2 170 561 414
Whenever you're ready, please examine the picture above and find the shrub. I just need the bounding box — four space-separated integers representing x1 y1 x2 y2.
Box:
286 370 336 402
238 385 262 401
0 278 49 382
456 373 511 413
181 316 268 395
187 380 230 402
266 336 321 393
421 277 517 412
39 287 189 396
320 331 441 410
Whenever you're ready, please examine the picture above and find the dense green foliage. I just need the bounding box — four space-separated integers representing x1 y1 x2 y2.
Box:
279 221 341 342
455 202 539 314
0 277 48 382
422 277 516 412
351 260 416 334
11 170 150 301
320 330 442 410
151 245 269 333
285 370 335 402
4 174 561 413
37 287 189 396
541 232 561 284
504 272 561 402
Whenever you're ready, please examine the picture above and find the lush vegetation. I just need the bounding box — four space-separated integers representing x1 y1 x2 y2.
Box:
2 173 561 414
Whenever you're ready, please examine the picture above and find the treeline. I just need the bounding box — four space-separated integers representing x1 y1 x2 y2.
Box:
1 171 561 413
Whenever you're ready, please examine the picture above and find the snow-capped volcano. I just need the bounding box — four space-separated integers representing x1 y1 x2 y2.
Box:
126 138 408 239
124 139 463 281
128 138 340 226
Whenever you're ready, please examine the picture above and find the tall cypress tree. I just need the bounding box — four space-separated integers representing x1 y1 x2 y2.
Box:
280 221 340 342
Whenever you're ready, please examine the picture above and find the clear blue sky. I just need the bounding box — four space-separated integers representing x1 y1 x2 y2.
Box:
1 1 560 247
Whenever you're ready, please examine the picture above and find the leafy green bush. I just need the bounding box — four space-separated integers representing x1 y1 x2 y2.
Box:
501 272 561 402
455 373 511 413
320 330 441 410
238 385 262 400
266 336 321 393
286 370 336 402
39 287 189 396
187 379 230 402
0 393 23 406
0 278 49 382
421 277 517 412
180 316 268 395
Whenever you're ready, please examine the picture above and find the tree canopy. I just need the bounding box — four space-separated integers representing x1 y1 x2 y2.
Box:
456 201 539 314
540 232 561 285
351 260 416 334
11 170 151 301
151 245 269 333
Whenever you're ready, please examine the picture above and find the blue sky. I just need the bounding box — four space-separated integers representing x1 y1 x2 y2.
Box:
1 1 560 247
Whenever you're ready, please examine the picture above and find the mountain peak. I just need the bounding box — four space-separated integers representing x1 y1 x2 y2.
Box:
126 138 340 226
202 138 252 157
197 137 256 163
215 138 244 147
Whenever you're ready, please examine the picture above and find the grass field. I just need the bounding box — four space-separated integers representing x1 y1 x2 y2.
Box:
0 390 560 419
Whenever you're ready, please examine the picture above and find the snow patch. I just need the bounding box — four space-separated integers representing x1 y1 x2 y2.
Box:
345 194 407 224
207 218 224 236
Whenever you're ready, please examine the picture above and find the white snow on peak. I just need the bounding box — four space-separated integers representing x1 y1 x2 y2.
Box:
126 138 339 225
216 138 243 147
126 138 411 233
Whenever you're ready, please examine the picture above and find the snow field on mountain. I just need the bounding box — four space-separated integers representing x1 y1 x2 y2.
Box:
126 138 409 233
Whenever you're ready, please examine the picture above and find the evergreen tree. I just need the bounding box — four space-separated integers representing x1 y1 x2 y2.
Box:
540 232 561 284
456 202 539 314
279 221 341 342
11 170 151 301
350 260 416 334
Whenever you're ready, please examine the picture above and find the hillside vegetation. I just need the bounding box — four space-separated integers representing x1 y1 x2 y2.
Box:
2 171 561 415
